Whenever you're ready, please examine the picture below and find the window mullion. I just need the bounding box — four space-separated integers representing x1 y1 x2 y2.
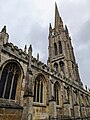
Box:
9 73 15 99
2 71 9 98
39 81 41 103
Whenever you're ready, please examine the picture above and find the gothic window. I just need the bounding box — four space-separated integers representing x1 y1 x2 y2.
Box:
33 75 45 103
54 63 58 72
0 62 20 100
59 41 62 54
59 61 64 73
54 82 59 105
54 43 58 55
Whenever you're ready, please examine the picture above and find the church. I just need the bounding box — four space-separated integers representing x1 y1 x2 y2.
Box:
0 3 90 120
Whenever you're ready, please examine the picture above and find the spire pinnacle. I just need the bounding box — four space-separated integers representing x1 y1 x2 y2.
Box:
55 2 63 28
65 25 69 35
24 45 27 53
49 23 52 30
49 23 52 37
1 26 6 33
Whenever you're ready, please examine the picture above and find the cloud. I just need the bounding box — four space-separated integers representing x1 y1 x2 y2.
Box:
73 19 90 87
0 0 90 88
26 22 48 62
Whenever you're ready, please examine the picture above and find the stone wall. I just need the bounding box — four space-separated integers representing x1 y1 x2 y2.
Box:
0 108 22 120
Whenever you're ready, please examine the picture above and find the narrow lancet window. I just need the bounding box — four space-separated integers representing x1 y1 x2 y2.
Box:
59 41 62 54
54 43 58 55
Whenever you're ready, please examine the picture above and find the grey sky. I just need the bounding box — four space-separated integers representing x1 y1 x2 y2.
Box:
0 0 90 88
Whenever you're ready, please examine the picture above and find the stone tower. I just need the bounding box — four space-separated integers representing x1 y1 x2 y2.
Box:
48 3 81 85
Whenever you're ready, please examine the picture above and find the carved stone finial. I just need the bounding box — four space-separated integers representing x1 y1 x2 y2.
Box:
1 26 6 33
85 85 87 91
28 44 32 52
28 44 32 55
65 25 69 35
24 45 27 53
37 53 39 61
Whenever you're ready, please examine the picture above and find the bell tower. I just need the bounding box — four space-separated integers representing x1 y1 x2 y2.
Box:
48 3 81 84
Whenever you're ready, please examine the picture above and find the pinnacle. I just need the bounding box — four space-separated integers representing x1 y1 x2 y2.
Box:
1 26 6 33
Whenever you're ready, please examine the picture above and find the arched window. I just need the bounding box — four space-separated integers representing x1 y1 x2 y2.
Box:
54 63 58 72
59 41 62 54
0 62 20 100
54 82 60 105
33 74 45 103
59 61 64 73
54 43 58 55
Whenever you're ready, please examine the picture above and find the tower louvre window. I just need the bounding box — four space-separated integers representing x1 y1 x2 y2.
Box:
0 62 20 100
59 41 62 54
59 61 64 73
54 63 58 72
54 43 58 55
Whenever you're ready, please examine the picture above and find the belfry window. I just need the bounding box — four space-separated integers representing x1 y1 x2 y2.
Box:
54 43 58 55
59 41 62 54
0 62 20 100
54 82 59 105
33 75 44 103
54 63 58 72
59 61 64 73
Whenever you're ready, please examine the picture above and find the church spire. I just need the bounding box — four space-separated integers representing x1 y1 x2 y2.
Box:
55 2 63 28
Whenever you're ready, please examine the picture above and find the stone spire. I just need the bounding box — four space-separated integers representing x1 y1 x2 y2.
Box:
55 2 63 29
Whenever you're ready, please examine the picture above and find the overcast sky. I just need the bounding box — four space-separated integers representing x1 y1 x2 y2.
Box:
0 0 90 88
